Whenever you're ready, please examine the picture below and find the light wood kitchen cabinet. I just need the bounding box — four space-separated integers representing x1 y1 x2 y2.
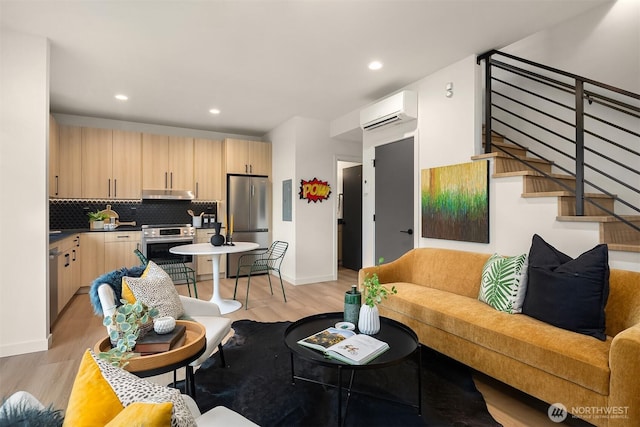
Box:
194 138 223 200
195 229 225 278
49 115 60 197
142 133 194 190
57 125 83 198
80 232 105 287
82 128 142 199
104 231 141 272
112 130 142 199
57 234 81 314
223 138 271 176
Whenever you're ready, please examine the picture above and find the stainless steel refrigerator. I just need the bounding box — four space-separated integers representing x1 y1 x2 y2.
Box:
226 174 271 277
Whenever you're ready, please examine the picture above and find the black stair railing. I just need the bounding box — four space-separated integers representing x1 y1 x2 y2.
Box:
477 50 640 234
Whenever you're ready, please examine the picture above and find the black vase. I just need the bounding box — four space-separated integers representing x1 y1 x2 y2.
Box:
210 222 225 246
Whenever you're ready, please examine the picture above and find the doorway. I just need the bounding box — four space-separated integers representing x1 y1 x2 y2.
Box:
337 161 362 271
342 165 362 271
374 137 414 263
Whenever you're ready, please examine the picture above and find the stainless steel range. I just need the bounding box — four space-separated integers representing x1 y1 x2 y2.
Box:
141 224 196 276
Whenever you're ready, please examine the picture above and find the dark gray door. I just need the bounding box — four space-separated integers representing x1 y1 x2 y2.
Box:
342 165 362 271
375 137 414 263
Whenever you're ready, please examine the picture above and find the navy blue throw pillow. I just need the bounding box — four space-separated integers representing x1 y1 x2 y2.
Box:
522 234 609 341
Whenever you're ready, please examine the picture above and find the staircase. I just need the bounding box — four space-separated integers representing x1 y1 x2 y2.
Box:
476 50 640 254
473 131 640 253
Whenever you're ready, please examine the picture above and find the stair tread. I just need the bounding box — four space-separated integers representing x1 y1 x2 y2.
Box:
472 152 552 164
493 170 575 180
483 140 527 149
522 191 614 198
556 215 640 223
608 243 640 253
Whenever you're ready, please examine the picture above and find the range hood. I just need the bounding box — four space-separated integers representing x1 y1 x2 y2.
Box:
141 189 195 200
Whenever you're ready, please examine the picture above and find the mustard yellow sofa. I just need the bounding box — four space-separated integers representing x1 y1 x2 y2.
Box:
359 248 640 427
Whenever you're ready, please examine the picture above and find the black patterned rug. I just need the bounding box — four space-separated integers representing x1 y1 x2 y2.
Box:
189 320 501 427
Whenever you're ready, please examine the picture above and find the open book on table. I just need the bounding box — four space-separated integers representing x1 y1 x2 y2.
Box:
297 327 389 365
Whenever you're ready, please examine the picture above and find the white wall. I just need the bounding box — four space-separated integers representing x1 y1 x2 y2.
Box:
504 0 639 94
268 119 297 283
268 116 361 285
0 29 50 356
354 1 639 272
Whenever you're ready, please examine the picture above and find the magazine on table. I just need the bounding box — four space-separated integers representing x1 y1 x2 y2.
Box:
297 327 389 365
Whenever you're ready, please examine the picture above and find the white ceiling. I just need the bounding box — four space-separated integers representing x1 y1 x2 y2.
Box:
1 0 611 137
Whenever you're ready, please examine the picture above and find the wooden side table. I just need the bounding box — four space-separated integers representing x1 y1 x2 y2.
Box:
94 320 206 397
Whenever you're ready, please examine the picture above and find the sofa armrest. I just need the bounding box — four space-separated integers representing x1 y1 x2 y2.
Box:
608 323 640 426
179 296 223 317
358 251 415 288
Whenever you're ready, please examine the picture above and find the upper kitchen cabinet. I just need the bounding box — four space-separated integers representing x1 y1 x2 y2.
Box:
81 128 142 199
57 125 83 198
142 134 194 190
49 115 60 197
223 139 271 176
112 130 142 199
194 138 223 200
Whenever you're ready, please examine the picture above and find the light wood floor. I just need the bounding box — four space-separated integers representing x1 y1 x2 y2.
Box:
0 269 587 426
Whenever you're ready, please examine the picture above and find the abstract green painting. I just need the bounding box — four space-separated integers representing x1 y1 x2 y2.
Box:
421 161 489 243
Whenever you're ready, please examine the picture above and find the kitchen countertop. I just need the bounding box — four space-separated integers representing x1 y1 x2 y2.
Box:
49 225 142 245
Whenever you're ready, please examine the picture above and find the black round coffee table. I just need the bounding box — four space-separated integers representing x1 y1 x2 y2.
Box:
284 312 421 425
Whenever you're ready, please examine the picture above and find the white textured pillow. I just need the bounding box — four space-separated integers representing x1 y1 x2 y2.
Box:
123 261 184 319
90 350 196 427
478 253 528 314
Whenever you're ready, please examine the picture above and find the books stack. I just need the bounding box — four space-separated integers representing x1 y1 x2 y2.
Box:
298 327 389 365
135 324 186 355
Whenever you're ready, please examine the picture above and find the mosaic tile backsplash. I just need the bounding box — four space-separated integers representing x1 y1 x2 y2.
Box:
50 199 218 230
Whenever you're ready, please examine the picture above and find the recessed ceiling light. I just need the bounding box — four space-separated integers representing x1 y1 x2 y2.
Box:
368 61 383 71
114 94 128 101
209 108 221 115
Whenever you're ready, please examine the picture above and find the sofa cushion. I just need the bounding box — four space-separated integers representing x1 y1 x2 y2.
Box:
64 350 196 427
381 283 611 395
123 261 185 319
478 253 528 313
523 234 610 341
105 402 173 426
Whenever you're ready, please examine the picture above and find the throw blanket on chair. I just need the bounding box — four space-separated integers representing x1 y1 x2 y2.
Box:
89 265 145 315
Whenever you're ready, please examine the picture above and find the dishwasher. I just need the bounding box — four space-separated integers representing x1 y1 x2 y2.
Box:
49 247 60 332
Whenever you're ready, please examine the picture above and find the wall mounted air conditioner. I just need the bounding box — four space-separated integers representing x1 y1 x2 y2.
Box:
359 90 418 131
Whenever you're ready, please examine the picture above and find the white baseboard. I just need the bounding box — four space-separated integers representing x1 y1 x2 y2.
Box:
0 338 49 358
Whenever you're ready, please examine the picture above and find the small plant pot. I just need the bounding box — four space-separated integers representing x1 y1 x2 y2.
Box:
90 220 104 230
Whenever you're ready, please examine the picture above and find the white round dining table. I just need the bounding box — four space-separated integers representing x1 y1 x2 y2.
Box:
170 241 259 314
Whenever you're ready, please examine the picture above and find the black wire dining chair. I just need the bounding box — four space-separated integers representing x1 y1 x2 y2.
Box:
233 241 288 309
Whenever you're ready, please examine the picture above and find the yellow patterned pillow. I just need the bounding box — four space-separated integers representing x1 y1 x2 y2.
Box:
63 350 125 426
65 350 196 426
121 260 152 303
122 261 184 319
105 402 173 426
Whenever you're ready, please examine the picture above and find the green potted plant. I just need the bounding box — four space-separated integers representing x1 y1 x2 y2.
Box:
358 257 397 335
99 299 159 367
87 210 110 230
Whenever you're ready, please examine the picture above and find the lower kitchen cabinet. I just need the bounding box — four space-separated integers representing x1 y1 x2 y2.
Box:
56 234 81 315
195 229 225 278
104 231 141 272
80 232 104 287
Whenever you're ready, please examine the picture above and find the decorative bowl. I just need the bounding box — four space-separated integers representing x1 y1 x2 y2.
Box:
335 321 355 331
153 316 176 334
